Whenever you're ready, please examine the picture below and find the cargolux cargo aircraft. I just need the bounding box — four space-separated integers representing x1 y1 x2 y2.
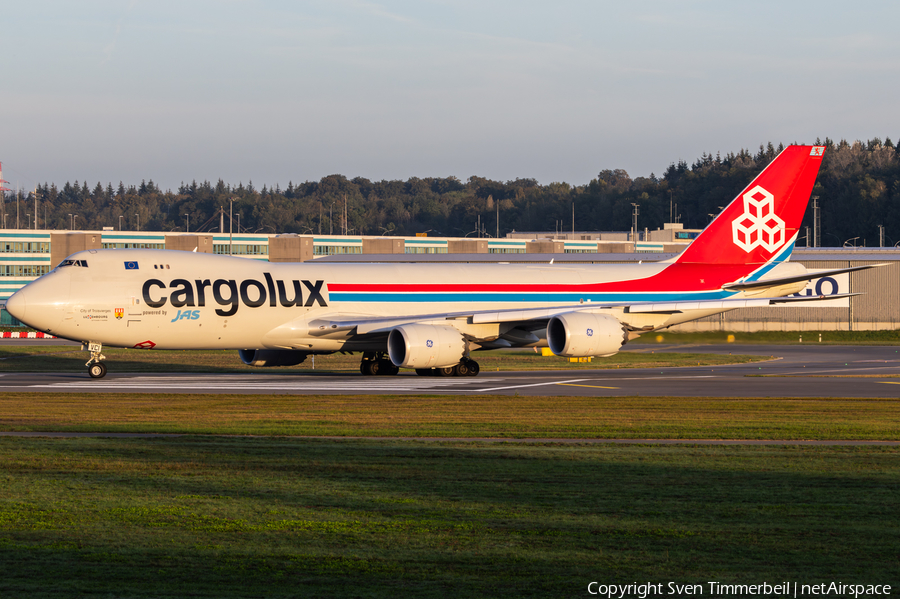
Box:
4 145 869 379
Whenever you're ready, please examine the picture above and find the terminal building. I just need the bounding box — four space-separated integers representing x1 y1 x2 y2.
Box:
2 227 898 332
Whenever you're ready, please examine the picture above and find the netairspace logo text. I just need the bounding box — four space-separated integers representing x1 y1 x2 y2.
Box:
587 581 892 598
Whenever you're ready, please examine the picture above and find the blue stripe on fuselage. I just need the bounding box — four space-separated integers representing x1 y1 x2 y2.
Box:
744 240 796 282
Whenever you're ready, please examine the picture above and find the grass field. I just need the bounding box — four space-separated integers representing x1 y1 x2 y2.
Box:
2 336 898 596
6 326 900 344
1 437 898 598
633 329 900 345
1 393 899 440
0 345 768 373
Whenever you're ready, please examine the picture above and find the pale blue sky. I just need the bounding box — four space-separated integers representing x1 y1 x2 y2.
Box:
1 1 897 191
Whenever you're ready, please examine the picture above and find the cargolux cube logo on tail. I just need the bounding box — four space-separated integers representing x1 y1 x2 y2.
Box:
731 185 785 253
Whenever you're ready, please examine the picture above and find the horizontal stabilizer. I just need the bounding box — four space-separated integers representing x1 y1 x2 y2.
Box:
628 293 859 314
723 264 886 291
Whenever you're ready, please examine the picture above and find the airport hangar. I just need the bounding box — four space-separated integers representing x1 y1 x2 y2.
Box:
1 226 898 333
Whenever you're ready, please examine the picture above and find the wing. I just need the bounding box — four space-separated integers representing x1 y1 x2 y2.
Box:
276 292 857 342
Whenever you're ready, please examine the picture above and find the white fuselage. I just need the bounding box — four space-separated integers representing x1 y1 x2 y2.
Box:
8 248 805 351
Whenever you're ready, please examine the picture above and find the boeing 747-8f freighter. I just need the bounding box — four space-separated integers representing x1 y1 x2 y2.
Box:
5 145 870 378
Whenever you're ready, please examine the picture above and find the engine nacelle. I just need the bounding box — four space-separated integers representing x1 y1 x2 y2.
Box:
388 324 466 369
547 312 627 358
238 349 309 367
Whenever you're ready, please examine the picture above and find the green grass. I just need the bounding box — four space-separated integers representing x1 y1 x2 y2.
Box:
634 329 900 345
2 394 899 440
0 345 767 373
0 437 897 598
6 326 900 344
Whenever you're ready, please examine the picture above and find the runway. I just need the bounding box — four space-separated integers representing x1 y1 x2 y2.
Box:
2 344 900 397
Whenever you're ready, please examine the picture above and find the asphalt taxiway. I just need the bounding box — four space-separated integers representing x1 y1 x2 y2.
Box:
1 344 899 397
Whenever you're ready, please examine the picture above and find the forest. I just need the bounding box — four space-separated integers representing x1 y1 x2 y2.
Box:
3 137 899 247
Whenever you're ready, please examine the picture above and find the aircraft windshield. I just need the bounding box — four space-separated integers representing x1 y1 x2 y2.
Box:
57 259 89 268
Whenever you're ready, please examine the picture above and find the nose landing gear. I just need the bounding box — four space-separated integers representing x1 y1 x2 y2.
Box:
84 341 108 379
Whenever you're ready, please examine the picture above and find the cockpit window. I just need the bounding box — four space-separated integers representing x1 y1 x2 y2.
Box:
58 259 89 268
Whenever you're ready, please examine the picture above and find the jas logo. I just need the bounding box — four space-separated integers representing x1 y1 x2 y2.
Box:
171 309 200 322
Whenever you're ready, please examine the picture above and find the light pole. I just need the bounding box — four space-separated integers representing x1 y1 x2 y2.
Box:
812 196 820 248
73 214 78 230
631 203 640 242
68 213 73 230
119 215 123 231
184 214 190 233
135 213 140 231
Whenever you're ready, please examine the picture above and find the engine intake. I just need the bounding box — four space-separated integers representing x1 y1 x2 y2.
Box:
547 312 627 357
388 324 465 369
238 349 309 367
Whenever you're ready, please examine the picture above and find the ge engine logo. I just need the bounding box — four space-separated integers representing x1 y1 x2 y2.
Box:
731 185 785 253
586 328 594 337
426 339 434 348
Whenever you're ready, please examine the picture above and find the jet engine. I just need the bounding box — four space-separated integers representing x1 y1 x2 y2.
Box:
546 312 628 358
238 349 309 367
388 324 466 369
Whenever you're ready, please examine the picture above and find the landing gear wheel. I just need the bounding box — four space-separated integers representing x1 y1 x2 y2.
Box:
437 366 455 377
88 362 107 379
361 360 380 376
453 362 470 377
378 360 399 375
84 341 107 379
465 360 480 376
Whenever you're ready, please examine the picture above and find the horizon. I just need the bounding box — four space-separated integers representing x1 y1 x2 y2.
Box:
2 2 898 191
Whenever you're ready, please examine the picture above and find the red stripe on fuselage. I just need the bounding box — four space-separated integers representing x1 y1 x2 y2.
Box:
328 263 757 294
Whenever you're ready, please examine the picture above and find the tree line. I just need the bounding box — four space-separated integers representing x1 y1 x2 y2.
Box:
2 137 899 246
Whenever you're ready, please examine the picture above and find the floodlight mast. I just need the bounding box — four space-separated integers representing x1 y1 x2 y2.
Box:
0 162 11 230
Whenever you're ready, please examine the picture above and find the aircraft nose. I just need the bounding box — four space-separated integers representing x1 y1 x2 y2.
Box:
5 289 26 322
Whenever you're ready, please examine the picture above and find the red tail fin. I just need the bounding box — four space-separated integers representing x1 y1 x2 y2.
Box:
675 145 824 266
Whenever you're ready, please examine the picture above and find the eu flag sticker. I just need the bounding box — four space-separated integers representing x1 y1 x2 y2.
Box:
124 261 139 270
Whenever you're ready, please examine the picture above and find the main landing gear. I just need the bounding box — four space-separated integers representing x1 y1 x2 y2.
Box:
359 354 481 377
84 341 108 379
359 352 400 376
415 358 480 377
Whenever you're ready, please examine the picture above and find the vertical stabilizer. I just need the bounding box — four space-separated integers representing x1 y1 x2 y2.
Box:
675 145 824 266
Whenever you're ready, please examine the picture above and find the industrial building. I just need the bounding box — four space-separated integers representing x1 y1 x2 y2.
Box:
1 228 898 332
